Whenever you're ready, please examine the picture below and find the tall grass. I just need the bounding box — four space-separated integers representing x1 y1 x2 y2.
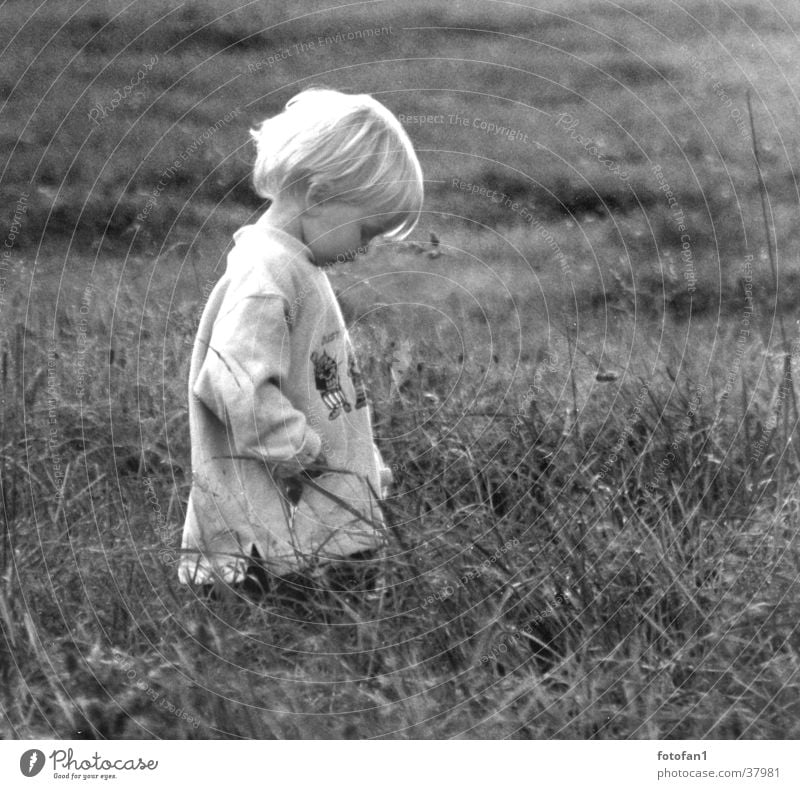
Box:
1 262 798 739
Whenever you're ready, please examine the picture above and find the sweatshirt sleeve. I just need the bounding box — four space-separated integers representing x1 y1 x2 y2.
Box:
192 294 322 475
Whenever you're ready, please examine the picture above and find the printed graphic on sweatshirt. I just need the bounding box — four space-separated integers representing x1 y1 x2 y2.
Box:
311 349 352 419
347 349 369 409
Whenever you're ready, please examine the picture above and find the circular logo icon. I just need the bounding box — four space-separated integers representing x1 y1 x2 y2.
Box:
20 749 45 777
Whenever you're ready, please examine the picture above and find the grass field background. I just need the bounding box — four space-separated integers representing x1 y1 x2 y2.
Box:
1 0 799 738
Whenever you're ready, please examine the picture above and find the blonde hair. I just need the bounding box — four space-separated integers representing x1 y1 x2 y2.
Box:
250 88 423 239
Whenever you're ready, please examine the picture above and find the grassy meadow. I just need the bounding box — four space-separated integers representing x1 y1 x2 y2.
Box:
1 0 800 738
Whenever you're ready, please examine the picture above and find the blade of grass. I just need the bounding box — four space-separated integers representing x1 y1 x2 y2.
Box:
747 91 799 455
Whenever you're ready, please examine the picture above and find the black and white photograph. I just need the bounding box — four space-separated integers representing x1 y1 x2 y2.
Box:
1 0 799 767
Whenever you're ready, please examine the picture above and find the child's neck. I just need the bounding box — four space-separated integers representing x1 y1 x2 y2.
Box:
255 197 305 245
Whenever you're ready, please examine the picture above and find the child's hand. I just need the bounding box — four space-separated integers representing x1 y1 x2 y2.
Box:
271 455 323 479
378 463 394 498
269 432 326 479
302 452 329 479
277 453 328 505
373 444 393 498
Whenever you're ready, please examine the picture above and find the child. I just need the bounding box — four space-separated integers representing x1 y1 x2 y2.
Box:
178 88 424 598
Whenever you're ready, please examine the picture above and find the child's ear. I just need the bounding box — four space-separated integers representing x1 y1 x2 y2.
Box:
303 181 334 214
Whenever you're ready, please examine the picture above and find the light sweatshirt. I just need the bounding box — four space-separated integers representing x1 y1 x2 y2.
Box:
178 222 389 585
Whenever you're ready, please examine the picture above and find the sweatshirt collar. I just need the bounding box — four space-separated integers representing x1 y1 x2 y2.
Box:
233 221 314 266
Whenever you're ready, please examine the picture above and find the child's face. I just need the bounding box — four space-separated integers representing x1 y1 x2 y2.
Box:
300 200 389 265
